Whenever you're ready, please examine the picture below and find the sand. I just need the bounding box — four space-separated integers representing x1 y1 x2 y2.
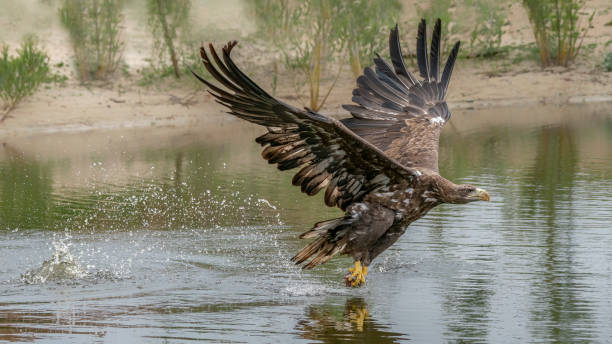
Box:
0 0 611 138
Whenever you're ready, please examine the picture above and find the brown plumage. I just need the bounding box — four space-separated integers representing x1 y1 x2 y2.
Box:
193 19 490 287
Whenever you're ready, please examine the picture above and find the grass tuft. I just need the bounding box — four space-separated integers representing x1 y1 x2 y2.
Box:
0 36 52 120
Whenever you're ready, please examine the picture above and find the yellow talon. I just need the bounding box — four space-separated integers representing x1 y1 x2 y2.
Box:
345 261 368 287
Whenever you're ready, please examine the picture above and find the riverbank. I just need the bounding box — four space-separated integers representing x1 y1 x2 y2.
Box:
1 58 610 138
0 0 611 138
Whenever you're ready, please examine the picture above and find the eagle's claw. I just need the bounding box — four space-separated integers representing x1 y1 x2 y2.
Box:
344 261 368 287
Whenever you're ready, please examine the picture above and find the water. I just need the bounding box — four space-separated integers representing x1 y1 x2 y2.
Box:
1 103 611 343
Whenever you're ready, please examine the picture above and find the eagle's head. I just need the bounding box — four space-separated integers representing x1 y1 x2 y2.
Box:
447 184 490 204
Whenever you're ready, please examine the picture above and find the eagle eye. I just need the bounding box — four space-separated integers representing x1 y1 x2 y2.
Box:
461 185 475 195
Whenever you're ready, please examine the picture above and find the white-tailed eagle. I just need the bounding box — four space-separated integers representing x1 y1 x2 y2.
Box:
193 19 490 287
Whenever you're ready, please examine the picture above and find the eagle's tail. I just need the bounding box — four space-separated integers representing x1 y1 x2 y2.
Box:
291 216 356 269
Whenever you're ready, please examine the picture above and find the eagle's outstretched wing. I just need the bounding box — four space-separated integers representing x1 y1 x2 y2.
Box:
193 42 418 210
341 19 460 173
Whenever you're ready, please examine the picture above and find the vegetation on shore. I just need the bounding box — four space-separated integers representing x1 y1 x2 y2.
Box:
59 0 125 81
248 0 514 110
605 51 612 72
522 0 595 66
0 36 55 120
145 0 192 79
248 0 403 111
0 0 608 121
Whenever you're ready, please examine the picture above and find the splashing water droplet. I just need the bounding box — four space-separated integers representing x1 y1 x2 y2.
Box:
21 237 87 284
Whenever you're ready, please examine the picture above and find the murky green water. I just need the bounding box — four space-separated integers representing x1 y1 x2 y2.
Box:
1 104 611 343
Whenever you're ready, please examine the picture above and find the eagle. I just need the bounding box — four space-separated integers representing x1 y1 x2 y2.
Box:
193 19 490 287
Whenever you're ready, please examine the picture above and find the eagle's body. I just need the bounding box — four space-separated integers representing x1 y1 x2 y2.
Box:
194 19 490 287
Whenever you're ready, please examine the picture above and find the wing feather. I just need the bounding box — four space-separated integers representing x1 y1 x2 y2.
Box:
389 24 419 87
341 20 460 172
441 41 461 94
430 18 441 82
417 19 430 82
194 42 417 210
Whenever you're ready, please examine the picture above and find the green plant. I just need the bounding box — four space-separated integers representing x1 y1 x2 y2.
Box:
249 0 401 110
508 42 540 64
522 0 595 66
146 0 191 79
415 0 453 58
604 52 612 72
59 0 125 81
250 0 344 111
289 0 345 111
250 0 292 43
336 0 401 79
138 38 210 88
0 36 51 120
249 0 291 94
465 0 508 58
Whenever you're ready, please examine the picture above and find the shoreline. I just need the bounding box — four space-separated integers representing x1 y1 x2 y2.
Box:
1 86 610 139
1 0 611 138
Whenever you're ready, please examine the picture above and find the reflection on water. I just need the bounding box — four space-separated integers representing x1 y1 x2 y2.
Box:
1 103 611 342
522 125 594 343
0 143 55 230
298 298 407 343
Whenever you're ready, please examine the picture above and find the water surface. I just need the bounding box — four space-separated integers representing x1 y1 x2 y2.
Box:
1 104 611 343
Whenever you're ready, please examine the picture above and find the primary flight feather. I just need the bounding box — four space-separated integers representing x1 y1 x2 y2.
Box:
193 19 490 287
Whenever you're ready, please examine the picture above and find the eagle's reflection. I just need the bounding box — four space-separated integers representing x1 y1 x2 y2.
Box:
296 297 407 343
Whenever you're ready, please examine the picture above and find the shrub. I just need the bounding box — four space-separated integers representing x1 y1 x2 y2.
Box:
522 0 595 66
250 0 400 110
336 0 401 79
59 0 125 81
604 52 612 72
465 0 508 58
146 0 192 79
415 0 453 58
415 0 509 59
0 36 51 120
250 0 344 111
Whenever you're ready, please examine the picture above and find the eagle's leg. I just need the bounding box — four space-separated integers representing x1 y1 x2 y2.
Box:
345 261 368 287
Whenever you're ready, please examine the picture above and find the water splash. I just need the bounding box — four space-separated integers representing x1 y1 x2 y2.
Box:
282 282 348 297
21 235 87 284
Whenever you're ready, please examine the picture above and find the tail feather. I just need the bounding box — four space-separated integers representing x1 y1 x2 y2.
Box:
291 237 326 265
291 215 356 269
303 241 347 269
300 218 346 239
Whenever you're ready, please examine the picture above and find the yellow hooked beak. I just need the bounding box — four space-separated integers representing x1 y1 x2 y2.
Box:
474 188 490 202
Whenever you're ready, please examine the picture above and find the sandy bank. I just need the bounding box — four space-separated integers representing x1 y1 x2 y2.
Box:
0 0 610 138
1 59 610 139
